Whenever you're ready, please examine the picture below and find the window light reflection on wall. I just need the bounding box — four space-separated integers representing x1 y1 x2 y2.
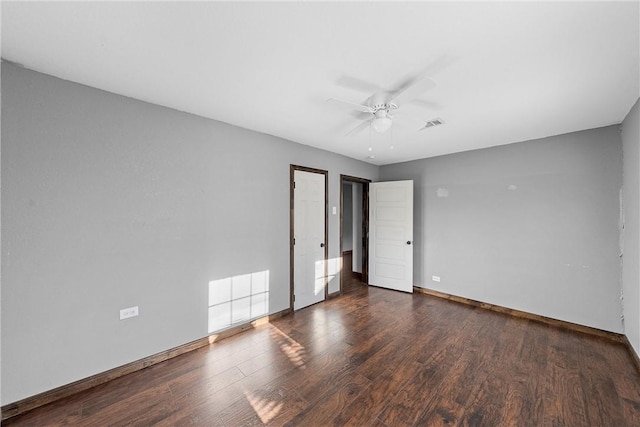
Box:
208 270 270 333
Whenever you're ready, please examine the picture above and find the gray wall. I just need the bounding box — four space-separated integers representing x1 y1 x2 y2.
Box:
380 126 624 333
622 98 640 355
0 63 378 404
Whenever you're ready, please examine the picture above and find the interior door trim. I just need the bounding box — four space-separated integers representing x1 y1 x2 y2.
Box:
290 165 329 310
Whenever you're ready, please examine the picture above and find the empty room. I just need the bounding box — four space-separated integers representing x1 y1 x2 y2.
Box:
2 1 639 426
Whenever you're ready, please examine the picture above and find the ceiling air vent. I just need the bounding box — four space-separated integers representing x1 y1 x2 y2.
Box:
424 118 445 128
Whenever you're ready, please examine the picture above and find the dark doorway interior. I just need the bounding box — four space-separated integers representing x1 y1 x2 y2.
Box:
340 175 370 294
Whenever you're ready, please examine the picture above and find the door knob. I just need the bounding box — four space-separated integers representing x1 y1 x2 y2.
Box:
320 243 325 248
407 241 412 245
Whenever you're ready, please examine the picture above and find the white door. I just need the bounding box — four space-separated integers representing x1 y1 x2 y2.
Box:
294 170 326 310
369 180 414 293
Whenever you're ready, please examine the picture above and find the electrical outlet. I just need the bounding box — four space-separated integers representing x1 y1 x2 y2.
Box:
120 306 139 320
432 275 441 282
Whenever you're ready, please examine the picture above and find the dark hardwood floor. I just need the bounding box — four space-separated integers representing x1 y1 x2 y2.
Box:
340 251 364 294
5 286 640 426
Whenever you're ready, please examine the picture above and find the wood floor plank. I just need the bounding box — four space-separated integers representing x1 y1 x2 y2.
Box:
216 384 307 426
376 331 470 426
5 285 639 427
0 395 84 426
501 320 549 426
354 332 416 381
332 362 423 426
414 311 508 426
282 370 371 427
570 334 627 426
85 384 178 427
541 330 590 427
492 320 542 426
475 318 532 425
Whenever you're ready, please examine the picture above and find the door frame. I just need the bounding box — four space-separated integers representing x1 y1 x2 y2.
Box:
290 165 329 310
339 174 371 294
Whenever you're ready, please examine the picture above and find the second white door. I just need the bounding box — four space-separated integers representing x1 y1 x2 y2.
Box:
368 180 414 293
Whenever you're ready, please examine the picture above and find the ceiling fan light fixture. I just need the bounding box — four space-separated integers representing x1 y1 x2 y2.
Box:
372 116 392 133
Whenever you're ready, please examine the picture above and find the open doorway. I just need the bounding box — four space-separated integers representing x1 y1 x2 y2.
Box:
340 175 370 294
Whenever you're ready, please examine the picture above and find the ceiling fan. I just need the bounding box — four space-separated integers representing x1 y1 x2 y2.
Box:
328 72 443 135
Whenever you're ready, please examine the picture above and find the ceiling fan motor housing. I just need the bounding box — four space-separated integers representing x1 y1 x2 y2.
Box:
371 103 398 115
374 109 387 118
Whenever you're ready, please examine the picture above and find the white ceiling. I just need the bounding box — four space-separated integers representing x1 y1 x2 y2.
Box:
2 1 639 165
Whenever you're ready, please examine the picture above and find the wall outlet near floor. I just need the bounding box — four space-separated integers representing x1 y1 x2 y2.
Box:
120 306 139 320
432 275 441 282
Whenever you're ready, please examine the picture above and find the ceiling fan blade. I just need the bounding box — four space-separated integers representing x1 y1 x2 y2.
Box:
423 55 456 77
346 118 373 136
410 99 441 110
389 56 455 105
350 110 372 121
335 75 383 94
389 75 436 106
327 98 374 113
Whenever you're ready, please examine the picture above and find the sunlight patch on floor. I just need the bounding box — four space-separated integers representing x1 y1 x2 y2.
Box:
243 390 283 424
269 326 307 369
